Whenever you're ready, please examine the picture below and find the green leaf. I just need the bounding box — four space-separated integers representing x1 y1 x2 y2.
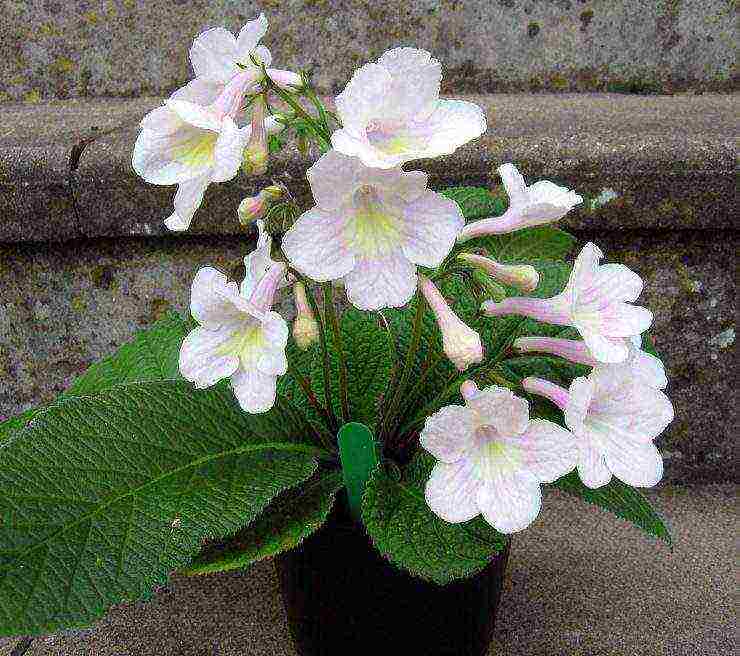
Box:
0 409 36 446
548 472 673 549
465 225 577 262
439 186 507 220
0 381 326 636
184 469 343 576
312 308 393 429
362 451 508 585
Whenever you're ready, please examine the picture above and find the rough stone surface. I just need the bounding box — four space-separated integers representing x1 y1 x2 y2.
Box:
0 229 734 485
0 482 734 655
0 0 736 102
0 93 736 243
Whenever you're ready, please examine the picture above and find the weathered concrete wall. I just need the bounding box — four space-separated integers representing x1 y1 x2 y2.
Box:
1 230 734 484
0 0 735 102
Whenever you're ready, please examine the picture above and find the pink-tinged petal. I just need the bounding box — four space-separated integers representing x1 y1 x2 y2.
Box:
576 442 612 488
629 349 668 390
476 470 542 534
190 27 239 83
522 376 572 413
564 377 594 432
335 62 392 134
267 68 301 89
249 262 287 313
498 163 527 207
377 47 441 120
260 311 290 350
190 267 244 329
424 459 482 523
585 303 654 338
579 330 631 364
458 254 539 293
420 405 476 463
518 419 577 483
391 169 429 201
521 180 582 223
344 251 417 310
566 242 604 294
513 336 597 366
236 14 269 60
306 150 364 210
230 368 277 414
282 207 355 282
140 105 182 134
603 438 663 488
465 386 530 436
591 263 644 303
251 44 272 68
211 117 243 182
179 326 240 388
400 190 464 268
169 77 224 105
415 99 487 159
329 128 367 161
481 295 572 326
166 100 221 132
132 125 209 185
164 174 210 232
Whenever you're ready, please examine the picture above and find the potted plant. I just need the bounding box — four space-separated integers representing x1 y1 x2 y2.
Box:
0 14 675 656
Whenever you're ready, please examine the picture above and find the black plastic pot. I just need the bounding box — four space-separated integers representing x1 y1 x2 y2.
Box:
275 492 510 656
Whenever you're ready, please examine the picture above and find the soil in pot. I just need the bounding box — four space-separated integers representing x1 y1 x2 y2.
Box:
275 490 510 656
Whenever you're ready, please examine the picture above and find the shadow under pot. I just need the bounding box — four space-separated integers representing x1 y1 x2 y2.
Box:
275 491 510 656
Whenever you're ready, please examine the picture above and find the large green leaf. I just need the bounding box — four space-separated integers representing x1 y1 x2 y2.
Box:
548 473 673 549
0 311 190 442
0 381 328 636
184 469 343 576
362 451 508 585
312 308 393 429
439 186 506 220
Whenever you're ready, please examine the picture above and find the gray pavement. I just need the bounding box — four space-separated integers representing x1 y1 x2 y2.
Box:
1 482 735 656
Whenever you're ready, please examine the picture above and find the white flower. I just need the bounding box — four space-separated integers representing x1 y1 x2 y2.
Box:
330 47 486 169
281 150 464 311
180 261 289 413
522 368 674 489
421 381 577 533
514 333 667 389
482 242 653 363
240 219 290 299
189 14 300 96
458 163 582 242
418 275 483 372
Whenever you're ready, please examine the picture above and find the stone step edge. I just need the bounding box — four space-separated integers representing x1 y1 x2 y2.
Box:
0 93 735 244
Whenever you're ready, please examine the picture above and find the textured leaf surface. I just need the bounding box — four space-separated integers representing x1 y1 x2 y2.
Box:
548 473 673 548
362 451 508 585
0 381 325 636
185 470 343 576
312 308 393 429
439 186 507 220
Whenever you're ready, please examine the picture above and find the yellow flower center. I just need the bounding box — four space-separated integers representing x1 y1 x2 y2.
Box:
216 323 266 369
344 185 401 257
473 428 524 480
172 131 218 168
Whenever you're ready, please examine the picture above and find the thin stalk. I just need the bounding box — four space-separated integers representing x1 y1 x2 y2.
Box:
323 283 351 424
287 362 336 451
263 75 331 148
302 280 339 433
379 293 426 444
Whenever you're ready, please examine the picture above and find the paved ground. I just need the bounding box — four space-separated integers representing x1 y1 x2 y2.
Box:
1 482 734 656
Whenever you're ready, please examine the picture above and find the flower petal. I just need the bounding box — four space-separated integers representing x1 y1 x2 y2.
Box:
400 190 464 268
335 62 392 134
603 438 663 488
306 150 363 210
132 124 210 185
576 442 613 488
579 330 631 364
190 267 244 329
190 27 239 83
425 459 482 523
236 14 269 60
230 367 277 414
179 326 240 388
251 44 272 68
140 105 182 134
343 250 417 310
164 174 210 232
166 99 221 132
415 99 487 159
518 419 577 483
377 47 441 120
169 77 224 105
211 117 243 182
564 376 594 433
589 263 644 303
256 312 289 376
466 386 529 436
420 405 475 463
498 163 527 207
476 470 542 533
281 207 355 281
629 349 668 390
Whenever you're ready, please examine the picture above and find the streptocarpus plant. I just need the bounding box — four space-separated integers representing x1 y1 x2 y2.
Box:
0 13 675 636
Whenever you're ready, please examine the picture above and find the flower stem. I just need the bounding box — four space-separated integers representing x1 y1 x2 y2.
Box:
286 361 336 451
323 283 351 424
380 292 426 445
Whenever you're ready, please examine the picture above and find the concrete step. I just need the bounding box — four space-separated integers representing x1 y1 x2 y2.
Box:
1 482 734 655
0 93 736 243
1 1 735 102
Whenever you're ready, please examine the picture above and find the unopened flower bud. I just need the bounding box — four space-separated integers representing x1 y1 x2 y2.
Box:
237 185 284 226
470 269 507 303
243 96 269 176
458 253 539 293
418 275 484 372
292 282 319 350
